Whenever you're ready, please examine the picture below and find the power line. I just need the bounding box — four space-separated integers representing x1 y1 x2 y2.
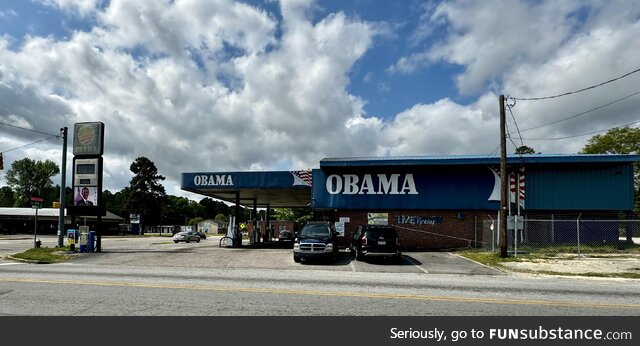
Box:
522 119 640 141
515 90 640 133
0 135 60 154
0 121 60 137
486 143 500 157
506 98 524 148
512 67 640 101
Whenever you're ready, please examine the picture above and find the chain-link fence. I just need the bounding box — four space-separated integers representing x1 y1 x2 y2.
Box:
480 213 640 256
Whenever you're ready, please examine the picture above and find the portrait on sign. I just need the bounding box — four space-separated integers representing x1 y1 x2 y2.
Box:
74 186 98 206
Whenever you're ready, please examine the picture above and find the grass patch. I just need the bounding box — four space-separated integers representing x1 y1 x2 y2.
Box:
11 246 73 263
457 249 640 279
457 249 527 268
519 270 640 279
514 242 640 256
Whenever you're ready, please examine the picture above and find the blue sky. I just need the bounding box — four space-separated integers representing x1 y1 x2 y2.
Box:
1 0 640 197
0 0 464 118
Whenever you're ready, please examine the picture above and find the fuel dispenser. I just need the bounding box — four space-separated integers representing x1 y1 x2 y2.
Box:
67 229 79 252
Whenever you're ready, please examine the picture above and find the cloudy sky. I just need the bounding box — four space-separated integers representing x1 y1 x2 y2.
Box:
1 0 639 199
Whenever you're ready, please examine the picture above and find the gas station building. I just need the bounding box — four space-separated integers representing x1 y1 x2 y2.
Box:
181 154 640 249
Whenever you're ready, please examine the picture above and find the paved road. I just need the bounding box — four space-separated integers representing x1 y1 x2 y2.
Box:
1 234 500 275
1 234 639 316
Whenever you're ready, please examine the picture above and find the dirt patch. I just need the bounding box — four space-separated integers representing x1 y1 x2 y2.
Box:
501 255 640 276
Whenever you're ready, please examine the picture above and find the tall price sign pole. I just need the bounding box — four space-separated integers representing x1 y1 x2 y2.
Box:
57 127 68 248
69 122 105 252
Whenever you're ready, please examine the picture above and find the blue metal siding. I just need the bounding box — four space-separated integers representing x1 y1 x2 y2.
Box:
526 164 634 210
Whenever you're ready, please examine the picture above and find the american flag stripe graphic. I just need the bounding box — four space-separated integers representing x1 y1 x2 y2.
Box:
291 170 312 186
509 168 525 208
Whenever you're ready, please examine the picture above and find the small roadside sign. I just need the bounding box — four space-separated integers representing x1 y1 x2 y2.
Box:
31 197 42 209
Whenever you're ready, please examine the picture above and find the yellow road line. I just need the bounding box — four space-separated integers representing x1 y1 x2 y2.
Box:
1 277 639 310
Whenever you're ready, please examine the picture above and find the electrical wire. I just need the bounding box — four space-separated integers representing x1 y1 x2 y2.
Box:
486 143 500 157
512 67 640 101
506 98 524 148
516 90 640 133
0 121 59 137
521 119 640 141
0 135 60 153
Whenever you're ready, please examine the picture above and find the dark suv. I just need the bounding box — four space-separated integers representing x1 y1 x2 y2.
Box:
350 225 402 261
293 222 339 263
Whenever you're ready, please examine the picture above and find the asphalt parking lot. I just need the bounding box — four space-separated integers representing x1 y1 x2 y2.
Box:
1 234 502 275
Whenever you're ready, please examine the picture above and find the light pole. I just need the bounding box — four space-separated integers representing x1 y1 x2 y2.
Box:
57 127 67 247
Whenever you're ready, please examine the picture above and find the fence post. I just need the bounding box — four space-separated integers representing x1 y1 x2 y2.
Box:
514 214 518 257
551 214 555 242
474 215 477 248
576 213 582 256
496 211 500 253
626 211 634 243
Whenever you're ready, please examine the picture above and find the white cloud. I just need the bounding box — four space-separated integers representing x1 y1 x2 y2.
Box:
387 51 429 75
0 0 380 195
0 9 18 18
379 97 497 156
385 0 640 155
2 0 640 201
38 0 102 17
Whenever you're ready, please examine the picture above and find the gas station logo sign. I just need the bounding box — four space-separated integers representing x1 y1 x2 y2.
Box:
325 174 418 195
193 174 234 186
73 122 104 156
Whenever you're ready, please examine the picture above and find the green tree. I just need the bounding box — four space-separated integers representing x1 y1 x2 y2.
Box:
103 189 128 217
274 207 313 224
515 145 536 155
199 197 232 219
581 126 640 154
43 185 60 207
189 217 204 226
580 126 640 211
215 213 228 222
5 158 59 207
123 157 167 227
0 186 14 207
189 200 204 217
274 208 295 220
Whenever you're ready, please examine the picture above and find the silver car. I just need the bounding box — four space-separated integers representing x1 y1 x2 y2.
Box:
173 231 201 243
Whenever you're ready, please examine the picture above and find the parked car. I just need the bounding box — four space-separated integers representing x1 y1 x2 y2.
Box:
278 229 295 242
293 222 339 263
350 225 401 261
173 231 201 243
195 231 207 239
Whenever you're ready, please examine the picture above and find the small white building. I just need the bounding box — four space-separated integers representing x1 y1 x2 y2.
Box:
197 219 225 234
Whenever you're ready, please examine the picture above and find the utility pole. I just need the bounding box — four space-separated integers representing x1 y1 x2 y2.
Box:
58 127 67 248
499 95 508 258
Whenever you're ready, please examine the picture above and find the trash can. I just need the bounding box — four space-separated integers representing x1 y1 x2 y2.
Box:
88 231 95 253
79 232 88 253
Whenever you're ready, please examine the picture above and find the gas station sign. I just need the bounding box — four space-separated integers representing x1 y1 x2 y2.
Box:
73 122 104 156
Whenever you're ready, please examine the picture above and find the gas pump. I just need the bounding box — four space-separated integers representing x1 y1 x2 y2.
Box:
67 229 79 252
223 216 235 247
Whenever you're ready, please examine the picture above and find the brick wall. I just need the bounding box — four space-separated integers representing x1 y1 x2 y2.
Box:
246 220 296 240
336 210 490 250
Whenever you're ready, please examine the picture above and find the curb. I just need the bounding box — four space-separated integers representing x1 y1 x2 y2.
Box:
6 255 52 264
